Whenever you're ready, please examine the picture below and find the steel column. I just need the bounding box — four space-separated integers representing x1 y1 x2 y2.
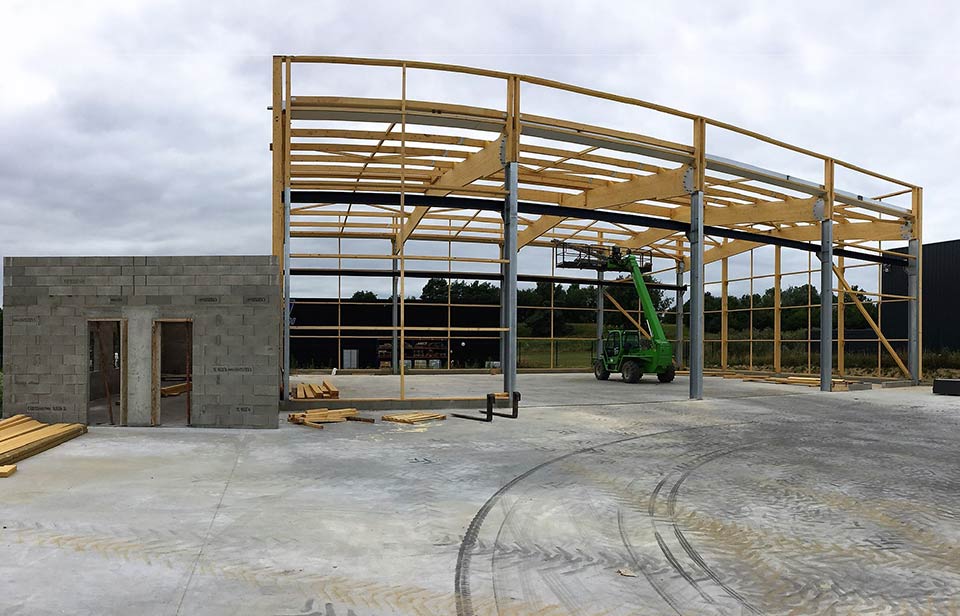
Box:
819 220 834 391
907 238 920 383
675 260 685 369
503 161 519 395
688 191 704 400
283 187 291 401
596 269 604 358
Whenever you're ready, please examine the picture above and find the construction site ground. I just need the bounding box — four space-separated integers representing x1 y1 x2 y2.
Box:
2 373 959 615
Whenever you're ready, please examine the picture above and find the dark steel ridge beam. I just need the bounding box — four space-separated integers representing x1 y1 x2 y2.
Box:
289 267 686 293
290 191 908 266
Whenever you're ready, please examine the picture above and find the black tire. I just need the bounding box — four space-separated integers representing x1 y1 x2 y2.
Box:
622 360 641 383
657 364 676 383
594 360 610 381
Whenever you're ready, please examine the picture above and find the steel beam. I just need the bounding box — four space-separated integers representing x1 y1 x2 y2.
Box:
290 191 908 267
907 238 920 383
688 191 704 400
503 162 519 395
675 260 685 369
819 220 833 391
283 187 292 401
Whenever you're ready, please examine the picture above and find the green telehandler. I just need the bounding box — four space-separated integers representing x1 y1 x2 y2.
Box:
555 242 676 384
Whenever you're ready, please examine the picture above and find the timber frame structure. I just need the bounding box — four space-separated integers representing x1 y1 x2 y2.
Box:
271 55 923 402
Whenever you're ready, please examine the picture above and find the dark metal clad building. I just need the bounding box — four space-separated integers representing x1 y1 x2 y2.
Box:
883 239 960 352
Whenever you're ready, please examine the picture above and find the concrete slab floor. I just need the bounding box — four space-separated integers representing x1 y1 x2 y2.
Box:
2 375 960 615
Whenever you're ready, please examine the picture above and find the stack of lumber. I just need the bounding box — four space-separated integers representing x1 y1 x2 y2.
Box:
729 374 855 391
292 380 339 400
678 370 858 391
287 408 373 429
0 414 87 468
382 412 446 425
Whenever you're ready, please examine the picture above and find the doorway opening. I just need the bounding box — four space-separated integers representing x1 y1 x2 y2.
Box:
152 320 193 426
87 320 126 425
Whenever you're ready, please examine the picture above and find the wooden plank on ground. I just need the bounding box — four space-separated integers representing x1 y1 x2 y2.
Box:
0 415 30 429
0 423 87 466
296 384 307 400
0 465 16 478
309 384 324 398
382 412 447 425
160 382 192 397
0 419 48 443
321 380 339 399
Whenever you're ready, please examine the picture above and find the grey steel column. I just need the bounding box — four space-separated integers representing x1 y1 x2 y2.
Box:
819 220 834 391
596 269 604 357
675 260 685 369
907 238 920 383
391 248 399 375
283 187 291 402
499 259 506 374
503 161 519 395
688 191 704 400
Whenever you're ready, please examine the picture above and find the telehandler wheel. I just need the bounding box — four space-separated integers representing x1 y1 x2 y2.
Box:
594 360 610 381
622 360 641 383
657 364 676 383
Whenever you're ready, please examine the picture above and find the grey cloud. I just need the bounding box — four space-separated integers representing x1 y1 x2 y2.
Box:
1 0 955 304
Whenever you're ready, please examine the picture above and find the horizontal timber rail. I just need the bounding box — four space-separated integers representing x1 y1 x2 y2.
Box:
289 268 686 292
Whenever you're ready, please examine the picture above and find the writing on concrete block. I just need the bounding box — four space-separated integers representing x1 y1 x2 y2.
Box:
243 296 269 304
26 405 68 412
12 316 40 324
236 406 253 413
212 366 254 374
61 277 84 284
196 296 220 304
108 296 127 304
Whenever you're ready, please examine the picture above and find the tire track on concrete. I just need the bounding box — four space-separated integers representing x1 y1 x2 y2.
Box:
454 420 759 616
659 443 764 615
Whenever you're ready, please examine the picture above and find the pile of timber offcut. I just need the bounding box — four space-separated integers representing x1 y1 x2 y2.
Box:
0 414 87 469
382 412 446 425
292 380 339 400
287 408 373 429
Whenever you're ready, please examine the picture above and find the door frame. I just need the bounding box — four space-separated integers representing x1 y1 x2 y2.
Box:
151 319 194 427
86 318 128 426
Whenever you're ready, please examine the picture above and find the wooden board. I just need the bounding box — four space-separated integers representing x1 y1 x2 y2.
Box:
0 465 16 478
0 422 87 466
160 382 192 397
0 415 31 429
321 380 339 399
287 408 361 425
0 419 47 443
382 412 446 425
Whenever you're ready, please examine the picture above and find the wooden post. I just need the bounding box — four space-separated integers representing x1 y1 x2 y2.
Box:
774 245 782 373
721 256 728 370
271 56 285 269
837 254 845 375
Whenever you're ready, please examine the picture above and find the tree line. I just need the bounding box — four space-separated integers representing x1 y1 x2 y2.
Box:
352 277 878 336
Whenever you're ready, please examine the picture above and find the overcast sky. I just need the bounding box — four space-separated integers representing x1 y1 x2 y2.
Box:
1 0 957 303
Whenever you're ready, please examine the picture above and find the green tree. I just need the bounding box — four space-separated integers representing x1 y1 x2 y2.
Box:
350 290 378 301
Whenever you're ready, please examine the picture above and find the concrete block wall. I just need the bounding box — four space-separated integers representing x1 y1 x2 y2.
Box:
2 256 280 428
